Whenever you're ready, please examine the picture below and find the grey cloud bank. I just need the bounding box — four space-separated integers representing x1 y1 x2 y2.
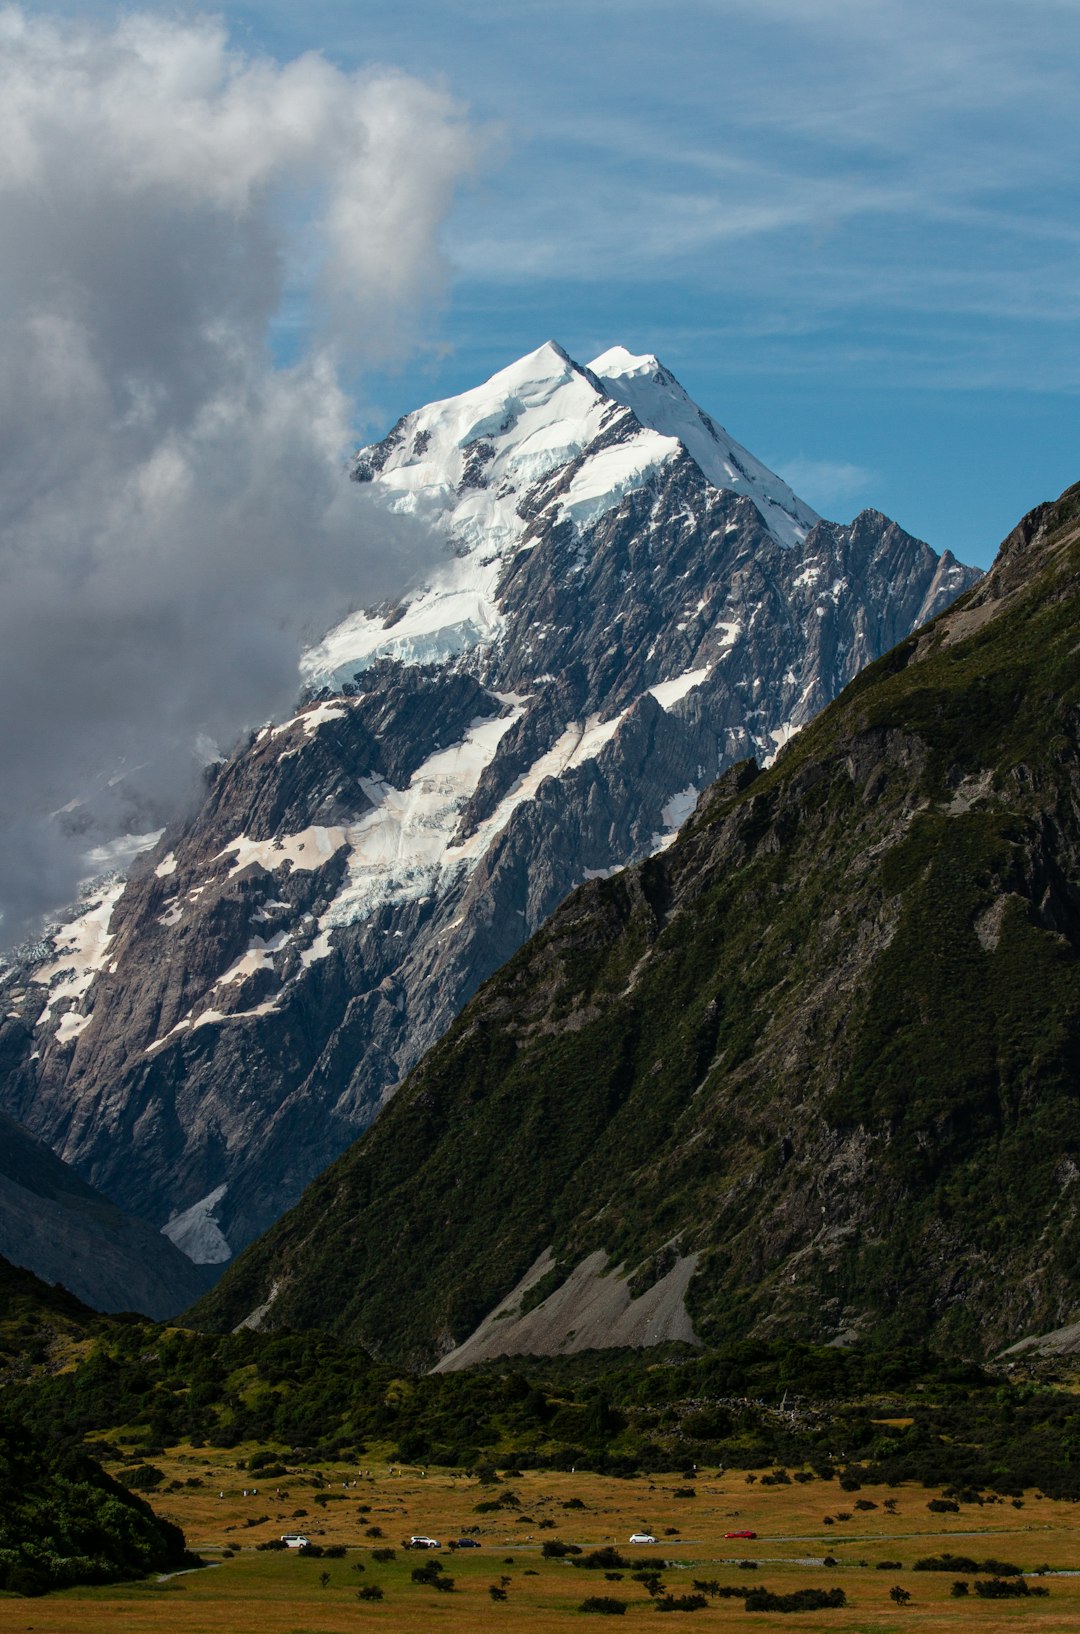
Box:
0 8 479 939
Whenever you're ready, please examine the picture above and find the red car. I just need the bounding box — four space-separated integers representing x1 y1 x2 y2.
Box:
724 1529 757 1539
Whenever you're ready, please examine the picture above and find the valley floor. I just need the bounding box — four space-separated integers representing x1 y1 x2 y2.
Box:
6 1448 1080 1633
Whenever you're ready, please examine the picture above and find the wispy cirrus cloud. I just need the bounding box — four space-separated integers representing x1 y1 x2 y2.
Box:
771 457 877 515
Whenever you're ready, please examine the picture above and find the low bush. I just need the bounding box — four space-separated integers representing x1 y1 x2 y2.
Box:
974 1578 1048 1599
118 1464 164 1491
579 1596 627 1614
914 1554 1021 1575
744 1587 847 1612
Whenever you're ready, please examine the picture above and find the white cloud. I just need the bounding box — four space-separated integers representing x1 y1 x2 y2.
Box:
0 8 481 938
772 457 876 512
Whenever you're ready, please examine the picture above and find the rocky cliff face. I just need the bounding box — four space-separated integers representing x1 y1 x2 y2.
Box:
0 342 977 1268
190 481 1080 1367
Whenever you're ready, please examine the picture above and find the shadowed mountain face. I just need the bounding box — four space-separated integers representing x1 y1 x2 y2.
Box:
0 343 976 1273
0 1111 212 1319
190 483 1080 1369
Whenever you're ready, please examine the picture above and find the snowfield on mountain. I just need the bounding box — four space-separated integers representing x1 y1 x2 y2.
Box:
0 341 977 1290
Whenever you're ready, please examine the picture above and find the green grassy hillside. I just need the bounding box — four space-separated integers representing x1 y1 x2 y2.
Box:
191 484 1080 1368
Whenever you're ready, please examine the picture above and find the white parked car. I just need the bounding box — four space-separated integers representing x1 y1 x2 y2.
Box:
628 1532 657 1544
406 1535 441 1549
280 1533 309 1548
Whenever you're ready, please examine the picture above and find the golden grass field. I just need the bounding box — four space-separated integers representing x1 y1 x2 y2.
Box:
9 1443 1080 1633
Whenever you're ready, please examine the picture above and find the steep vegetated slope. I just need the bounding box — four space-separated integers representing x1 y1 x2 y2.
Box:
0 343 975 1267
193 483 1080 1366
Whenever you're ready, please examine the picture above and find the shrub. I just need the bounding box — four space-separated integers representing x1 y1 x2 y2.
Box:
950 1580 969 1596
575 1548 629 1570
119 1463 164 1491
656 1593 709 1611
633 1571 664 1595
357 1584 383 1600
247 1450 285 1473
974 1578 1048 1599
371 1547 396 1562
914 1554 1021 1575
542 1539 582 1558
579 1597 627 1614
927 1498 959 1513
744 1587 847 1612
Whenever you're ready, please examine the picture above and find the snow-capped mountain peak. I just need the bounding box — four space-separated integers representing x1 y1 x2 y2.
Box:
3 337 980 1281
588 345 819 548
305 342 818 688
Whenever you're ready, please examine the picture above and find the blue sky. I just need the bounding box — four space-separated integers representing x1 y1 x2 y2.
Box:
57 0 1080 566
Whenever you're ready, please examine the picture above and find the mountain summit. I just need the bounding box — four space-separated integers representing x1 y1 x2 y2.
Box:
0 344 977 1289
306 341 819 690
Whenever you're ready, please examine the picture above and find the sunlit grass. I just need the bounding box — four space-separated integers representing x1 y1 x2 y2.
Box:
7 1443 1080 1632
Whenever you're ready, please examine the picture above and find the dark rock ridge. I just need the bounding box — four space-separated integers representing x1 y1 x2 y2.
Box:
0 1110 212 1319
189 481 1080 1366
0 342 977 1269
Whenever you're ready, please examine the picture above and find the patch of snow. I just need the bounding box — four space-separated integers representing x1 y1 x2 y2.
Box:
217 827 348 879
763 720 803 766
320 711 523 927
300 927 336 968
212 931 289 988
648 667 710 710
145 996 282 1056
157 901 183 928
661 785 699 829
35 881 126 1027
55 1009 91 1045
155 852 178 878
270 700 348 740
556 429 681 530
162 1184 231 1265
